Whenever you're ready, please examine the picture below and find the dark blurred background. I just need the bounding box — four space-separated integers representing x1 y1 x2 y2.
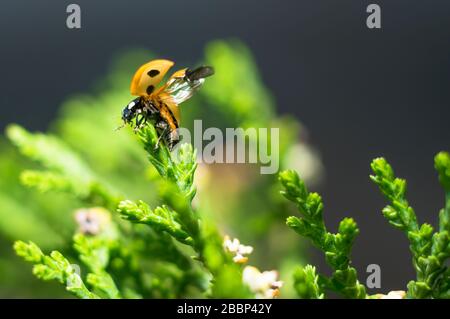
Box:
1 0 450 293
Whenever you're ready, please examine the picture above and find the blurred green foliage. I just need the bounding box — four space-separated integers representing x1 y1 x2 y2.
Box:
0 40 322 298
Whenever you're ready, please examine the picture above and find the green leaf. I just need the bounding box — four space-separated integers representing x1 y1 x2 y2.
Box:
14 241 99 299
117 200 194 246
293 265 324 299
21 170 76 194
371 157 419 233
435 152 450 192
8 125 121 210
371 154 450 299
280 169 365 299
6 124 93 184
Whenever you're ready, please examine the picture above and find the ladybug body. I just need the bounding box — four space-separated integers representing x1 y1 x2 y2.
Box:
121 59 214 150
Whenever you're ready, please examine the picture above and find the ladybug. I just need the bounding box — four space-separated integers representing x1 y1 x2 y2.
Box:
120 59 214 150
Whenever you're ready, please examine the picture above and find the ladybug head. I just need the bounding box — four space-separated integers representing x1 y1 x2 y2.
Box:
122 97 140 123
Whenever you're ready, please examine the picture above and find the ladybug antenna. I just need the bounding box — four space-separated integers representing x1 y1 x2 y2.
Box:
114 123 125 131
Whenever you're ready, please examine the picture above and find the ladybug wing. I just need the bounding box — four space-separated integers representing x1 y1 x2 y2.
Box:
158 92 181 126
157 66 214 125
130 59 174 96
158 65 215 105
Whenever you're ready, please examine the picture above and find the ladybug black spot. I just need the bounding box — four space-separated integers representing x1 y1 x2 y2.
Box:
147 69 160 77
146 85 155 95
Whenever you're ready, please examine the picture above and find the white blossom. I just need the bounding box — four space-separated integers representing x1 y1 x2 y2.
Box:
242 266 283 299
379 290 406 299
374 290 406 299
74 207 110 235
223 235 253 264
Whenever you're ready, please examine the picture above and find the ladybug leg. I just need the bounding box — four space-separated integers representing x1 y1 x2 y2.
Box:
134 115 143 132
167 130 180 151
137 109 150 129
154 121 169 150
155 129 168 150
141 113 149 128
134 113 149 132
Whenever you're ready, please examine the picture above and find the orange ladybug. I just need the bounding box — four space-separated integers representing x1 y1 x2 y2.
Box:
121 59 214 149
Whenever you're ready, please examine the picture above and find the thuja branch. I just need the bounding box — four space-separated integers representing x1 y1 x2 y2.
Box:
120 125 250 297
14 241 99 299
73 233 121 299
293 265 324 299
279 170 366 299
371 153 450 299
138 126 197 201
118 200 195 246
6 124 122 211
118 126 200 247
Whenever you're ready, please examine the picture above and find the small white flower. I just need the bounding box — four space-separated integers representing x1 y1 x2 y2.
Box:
237 244 253 256
242 266 283 299
380 290 406 299
223 235 253 264
233 254 248 264
74 207 110 235
223 236 240 253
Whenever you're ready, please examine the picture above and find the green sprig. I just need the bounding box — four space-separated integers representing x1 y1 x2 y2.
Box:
73 234 121 298
7 125 121 211
130 126 201 246
117 200 194 246
137 125 197 201
370 153 450 298
280 169 366 299
6 125 93 184
293 265 324 299
14 241 99 299
131 125 250 298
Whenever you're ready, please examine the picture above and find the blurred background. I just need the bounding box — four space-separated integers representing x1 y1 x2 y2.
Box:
1 0 450 297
